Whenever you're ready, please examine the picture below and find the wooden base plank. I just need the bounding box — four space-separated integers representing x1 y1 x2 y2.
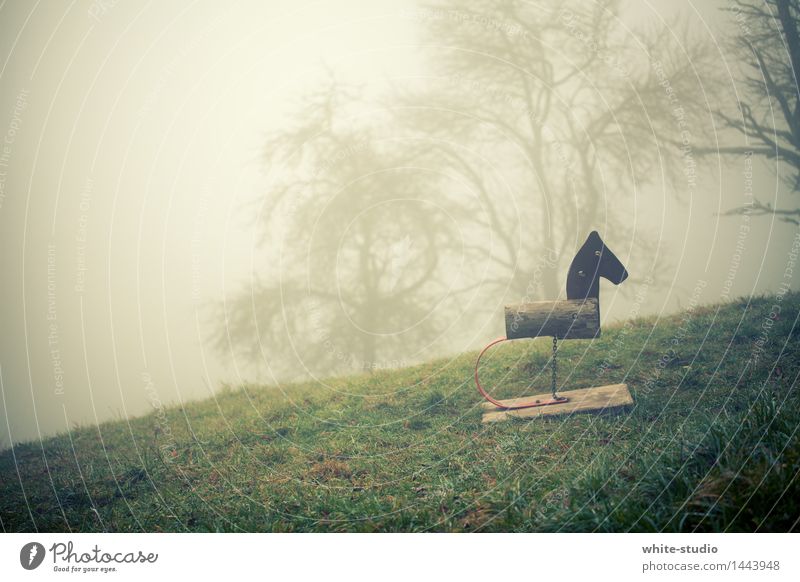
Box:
481 383 633 423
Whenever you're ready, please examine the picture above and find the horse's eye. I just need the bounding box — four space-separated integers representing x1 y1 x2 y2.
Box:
595 250 601 256
578 270 586 277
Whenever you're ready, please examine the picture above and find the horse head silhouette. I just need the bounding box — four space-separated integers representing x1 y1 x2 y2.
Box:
566 231 628 305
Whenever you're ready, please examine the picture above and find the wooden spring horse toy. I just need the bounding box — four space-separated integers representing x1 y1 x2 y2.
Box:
476 231 634 423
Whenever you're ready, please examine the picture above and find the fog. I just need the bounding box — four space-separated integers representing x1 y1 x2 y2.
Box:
1 0 797 446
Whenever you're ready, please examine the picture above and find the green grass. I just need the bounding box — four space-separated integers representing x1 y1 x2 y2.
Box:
2 293 799 532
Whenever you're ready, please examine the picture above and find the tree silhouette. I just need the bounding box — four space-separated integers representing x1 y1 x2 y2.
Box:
396 0 715 299
701 0 800 224
218 80 475 380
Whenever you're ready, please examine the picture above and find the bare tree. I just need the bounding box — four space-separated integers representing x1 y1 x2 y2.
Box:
398 0 714 299
707 0 800 223
218 80 473 379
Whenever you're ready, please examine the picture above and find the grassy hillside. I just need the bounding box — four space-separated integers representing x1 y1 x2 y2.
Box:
2 293 799 532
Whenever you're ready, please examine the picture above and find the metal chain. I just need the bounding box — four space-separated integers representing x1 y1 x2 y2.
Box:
551 336 558 398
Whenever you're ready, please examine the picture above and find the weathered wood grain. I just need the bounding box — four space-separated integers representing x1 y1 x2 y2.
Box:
481 383 633 423
505 298 600 340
